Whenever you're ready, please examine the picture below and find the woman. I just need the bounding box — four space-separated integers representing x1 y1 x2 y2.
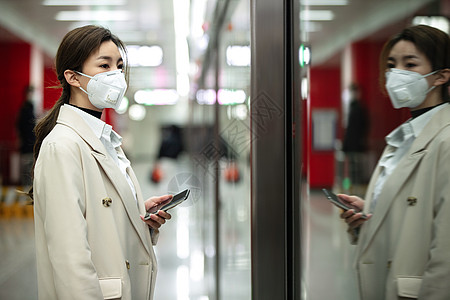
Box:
339 25 450 300
32 25 172 300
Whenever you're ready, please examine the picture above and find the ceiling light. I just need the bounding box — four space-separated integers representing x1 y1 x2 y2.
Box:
43 0 126 5
302 0 348 5
218 89 246 105
127 45 163 67
226 45 251 67
300 10 334 21
173 0 191 98
196 89 216 105
128 104 146 121
301 21 323 32
195 89 246 105
134 89 179 106
56 10 130 21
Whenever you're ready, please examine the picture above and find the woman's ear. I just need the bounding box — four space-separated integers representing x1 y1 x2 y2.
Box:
433 68 450 86
64 70 81 87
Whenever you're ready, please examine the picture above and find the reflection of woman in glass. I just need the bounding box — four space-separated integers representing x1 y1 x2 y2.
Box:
339 25 450 299
32 25 172 299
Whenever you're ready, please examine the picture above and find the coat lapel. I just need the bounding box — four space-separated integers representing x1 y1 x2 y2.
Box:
358 149 426 253
57 106 152 255
358 105 450 255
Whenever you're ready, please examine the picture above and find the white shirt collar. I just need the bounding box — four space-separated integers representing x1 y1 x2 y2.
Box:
385 103 448 148
64 104 122 148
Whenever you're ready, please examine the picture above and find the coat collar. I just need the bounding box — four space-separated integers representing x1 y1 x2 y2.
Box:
57 106 153 254
359 104 450 255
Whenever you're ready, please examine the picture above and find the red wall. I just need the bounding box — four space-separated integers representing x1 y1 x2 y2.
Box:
0 42 31 143
0 42 31 184
308 67 341 188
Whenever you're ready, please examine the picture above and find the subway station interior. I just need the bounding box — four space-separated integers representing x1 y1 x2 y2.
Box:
0 0 449 299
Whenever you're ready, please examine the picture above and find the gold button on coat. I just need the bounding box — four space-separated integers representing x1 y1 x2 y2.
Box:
407 197 417 206
102 197 112 207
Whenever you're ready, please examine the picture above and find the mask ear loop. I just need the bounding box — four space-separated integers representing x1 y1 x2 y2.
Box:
74 71 94 97
74 70 94 79
424 70 441 94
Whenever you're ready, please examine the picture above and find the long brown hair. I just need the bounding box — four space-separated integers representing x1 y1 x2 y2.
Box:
379 25 450 102
29 25 128 199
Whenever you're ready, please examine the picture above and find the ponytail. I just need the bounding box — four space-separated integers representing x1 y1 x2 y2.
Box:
27 86 69 200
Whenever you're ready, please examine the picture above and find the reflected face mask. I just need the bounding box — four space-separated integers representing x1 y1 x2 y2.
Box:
385 68 438 109
76 69 127 110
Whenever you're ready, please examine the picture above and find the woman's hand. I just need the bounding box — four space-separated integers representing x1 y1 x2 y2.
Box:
337 194 372 229
141 195 173 229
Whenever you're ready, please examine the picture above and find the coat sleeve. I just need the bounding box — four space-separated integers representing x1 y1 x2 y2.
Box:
418 139 450 300
34 140 104 299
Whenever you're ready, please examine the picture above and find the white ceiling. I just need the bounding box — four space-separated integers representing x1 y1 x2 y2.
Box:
0 0 445 90
304 0 440 65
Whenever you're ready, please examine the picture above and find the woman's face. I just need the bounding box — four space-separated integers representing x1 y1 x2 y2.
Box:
78 40 123 89
387 40 433 76
386 39 445 109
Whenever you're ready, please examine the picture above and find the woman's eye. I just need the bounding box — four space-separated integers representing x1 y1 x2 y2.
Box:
100 64 109 69
118 64 124 70
387 63 395 69
406 63 417 68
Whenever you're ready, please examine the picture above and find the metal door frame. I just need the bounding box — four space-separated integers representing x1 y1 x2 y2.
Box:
250 0 301 298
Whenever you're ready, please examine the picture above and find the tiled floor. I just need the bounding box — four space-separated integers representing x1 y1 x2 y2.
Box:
0 158 360 300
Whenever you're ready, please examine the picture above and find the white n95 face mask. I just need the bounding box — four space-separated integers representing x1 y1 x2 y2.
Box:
76 70 127 110
385 68 438 109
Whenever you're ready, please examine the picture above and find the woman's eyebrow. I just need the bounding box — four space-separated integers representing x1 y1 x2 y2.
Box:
96 55 113 61
96 56 123 64
402 54 419 60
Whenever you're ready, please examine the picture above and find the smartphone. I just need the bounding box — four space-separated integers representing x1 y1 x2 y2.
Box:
322 188 367 219
144 189 190 220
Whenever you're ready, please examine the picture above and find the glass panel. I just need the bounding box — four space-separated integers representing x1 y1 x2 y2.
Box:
300 0 447 299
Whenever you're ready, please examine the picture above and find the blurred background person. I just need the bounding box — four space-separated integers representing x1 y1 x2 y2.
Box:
16 85 36 186
342 83 369 193
150 125 184 183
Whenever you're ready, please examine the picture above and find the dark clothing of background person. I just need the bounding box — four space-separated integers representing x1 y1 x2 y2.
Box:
342 99 368 153
17 100 36 154
16 98 36 185
342 97 369 187
157 125 184 159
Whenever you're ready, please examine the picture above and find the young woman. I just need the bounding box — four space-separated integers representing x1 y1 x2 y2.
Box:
32 25 172 300
339 25 450 300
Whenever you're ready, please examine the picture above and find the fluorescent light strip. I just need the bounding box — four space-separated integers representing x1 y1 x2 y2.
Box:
43 0 126 5
301 21 323 32
300 10 334 21
173 0 191 97
302 0 348 5
56 10 130 21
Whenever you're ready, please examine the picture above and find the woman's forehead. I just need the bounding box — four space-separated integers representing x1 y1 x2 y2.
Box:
90 40 122 60
388 40 422 59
